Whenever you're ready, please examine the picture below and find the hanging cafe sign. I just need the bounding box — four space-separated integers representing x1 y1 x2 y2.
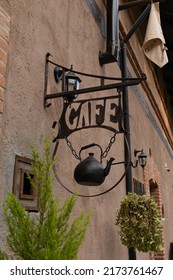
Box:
44 53 146 197
53 95 123 139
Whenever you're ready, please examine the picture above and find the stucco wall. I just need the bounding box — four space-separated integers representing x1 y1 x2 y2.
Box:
0 0 128 260
0 0 173 260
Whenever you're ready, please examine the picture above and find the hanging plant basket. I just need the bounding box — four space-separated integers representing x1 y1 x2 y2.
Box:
115 192 163 252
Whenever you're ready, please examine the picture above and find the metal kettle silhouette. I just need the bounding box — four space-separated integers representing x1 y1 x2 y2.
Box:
74 143 115 186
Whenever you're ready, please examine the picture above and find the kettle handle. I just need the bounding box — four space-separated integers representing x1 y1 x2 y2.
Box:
79 143 103 161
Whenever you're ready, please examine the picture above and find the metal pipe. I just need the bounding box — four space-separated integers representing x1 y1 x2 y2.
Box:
120 1 153 260
121 42 137 261
119 0 165 11
119 0 158 259
47 58 143 81
99 0 119 65
106 0 119 57
44 77 146 105
122 4 151 44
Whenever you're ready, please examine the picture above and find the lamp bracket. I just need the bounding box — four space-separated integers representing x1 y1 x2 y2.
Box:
134 149 143 157
131 149 143 168
130 160 138 168
132 149 147 168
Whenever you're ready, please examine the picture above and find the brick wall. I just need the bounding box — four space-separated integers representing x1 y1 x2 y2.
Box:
0 6 10 134
144 158 165 260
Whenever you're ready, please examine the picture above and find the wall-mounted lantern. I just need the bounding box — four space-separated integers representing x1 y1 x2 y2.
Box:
65 66 81 102
66 66 81 91
54 65 81 103
131 149 147 168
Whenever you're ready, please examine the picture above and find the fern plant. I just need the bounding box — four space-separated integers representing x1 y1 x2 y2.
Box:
2 139 91 259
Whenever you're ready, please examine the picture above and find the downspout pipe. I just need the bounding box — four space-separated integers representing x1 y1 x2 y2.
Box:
121 4 151 260
99 0 119 65
99 0 164 66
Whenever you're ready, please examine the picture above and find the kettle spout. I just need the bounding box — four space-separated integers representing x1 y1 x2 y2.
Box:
104 157 115 177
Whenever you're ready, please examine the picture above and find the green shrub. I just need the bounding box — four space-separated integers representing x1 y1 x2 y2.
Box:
115 192 163 252
2 139 91 259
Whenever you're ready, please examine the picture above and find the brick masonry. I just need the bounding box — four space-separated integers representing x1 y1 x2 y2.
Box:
0 6 10 133
144 157 165 260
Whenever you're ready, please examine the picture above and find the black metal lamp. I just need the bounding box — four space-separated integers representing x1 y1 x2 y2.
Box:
66 66 81 91
137 150 147 167
134 149 147 167
64 66 81 102
131 149 147 168
53 64 82 103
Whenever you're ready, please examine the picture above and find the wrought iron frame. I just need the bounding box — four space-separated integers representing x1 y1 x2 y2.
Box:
44 53 146 107
43 54 146 197
43 0 163 201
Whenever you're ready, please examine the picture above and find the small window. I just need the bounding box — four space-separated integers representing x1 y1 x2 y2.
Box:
13 155 38 211
133 178 145 195
19 169 35 200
